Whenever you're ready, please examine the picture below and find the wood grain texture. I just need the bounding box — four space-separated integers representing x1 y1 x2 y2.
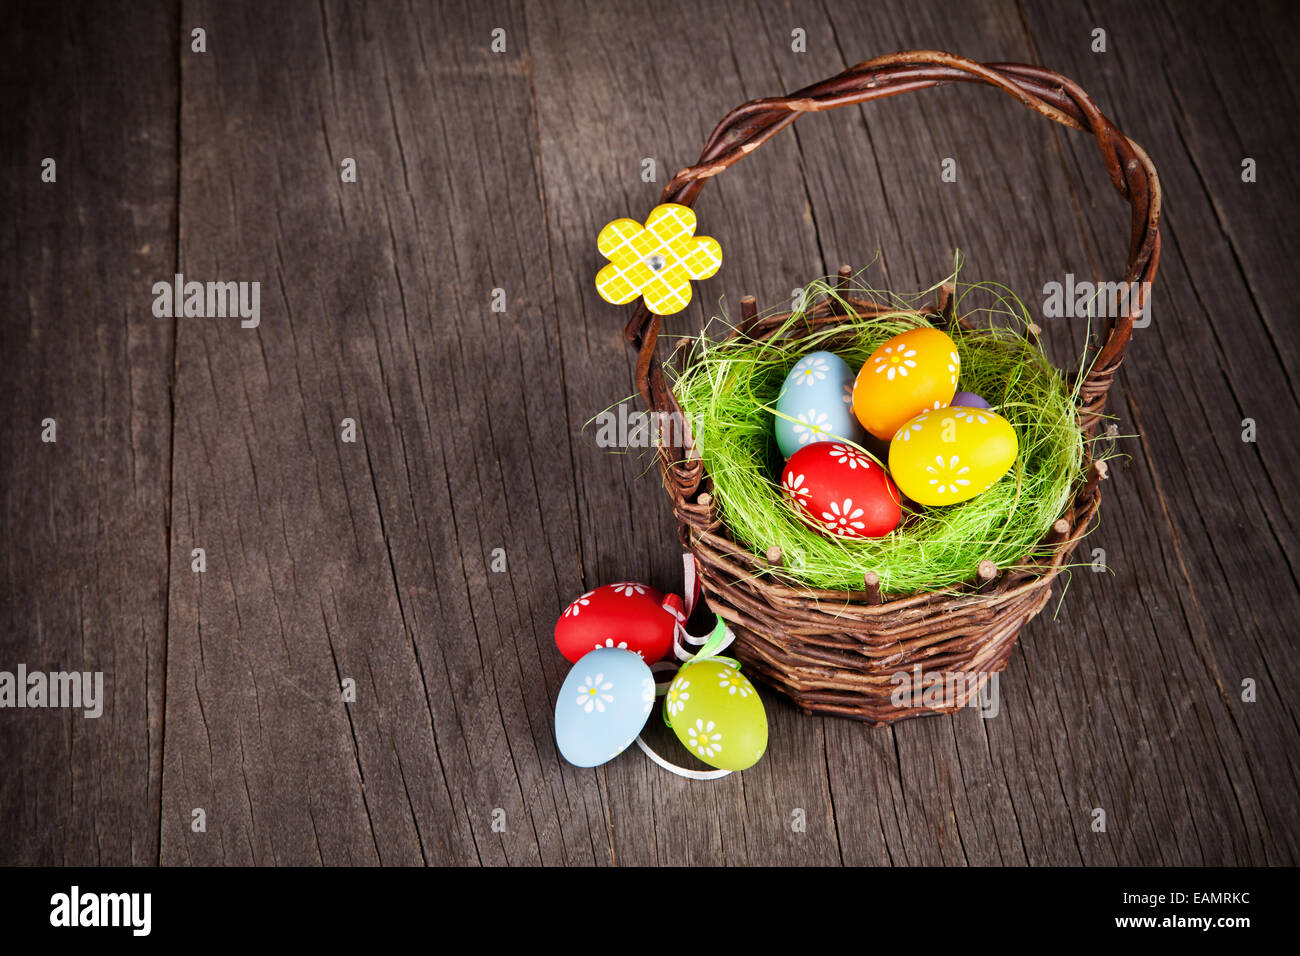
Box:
159 0 602 865
1019 0 1300 866
0 1 176 864
1 0 1296 865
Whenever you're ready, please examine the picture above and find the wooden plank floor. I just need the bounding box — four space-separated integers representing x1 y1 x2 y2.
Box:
2 0 1297 865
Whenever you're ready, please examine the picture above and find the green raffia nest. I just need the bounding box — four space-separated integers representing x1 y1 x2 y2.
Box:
671 274 1093 596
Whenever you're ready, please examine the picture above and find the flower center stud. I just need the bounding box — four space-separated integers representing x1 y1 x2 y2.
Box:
645 253 667 272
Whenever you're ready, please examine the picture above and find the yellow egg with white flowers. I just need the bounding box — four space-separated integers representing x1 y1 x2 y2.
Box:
888 406 1018 506
852 327 960 439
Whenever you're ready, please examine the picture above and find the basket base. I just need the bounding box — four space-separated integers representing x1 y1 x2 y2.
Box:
722 594 1042 726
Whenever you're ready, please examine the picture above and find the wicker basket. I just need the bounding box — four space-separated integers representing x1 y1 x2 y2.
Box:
622 51 1162 724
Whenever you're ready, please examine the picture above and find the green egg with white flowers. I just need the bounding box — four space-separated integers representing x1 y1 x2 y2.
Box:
665 658 768 771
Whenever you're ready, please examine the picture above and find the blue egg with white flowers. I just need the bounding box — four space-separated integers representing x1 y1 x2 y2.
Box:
554 648 656 768
774 351 867 459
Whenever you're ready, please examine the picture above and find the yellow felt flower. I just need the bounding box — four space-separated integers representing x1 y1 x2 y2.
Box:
595 203 722 315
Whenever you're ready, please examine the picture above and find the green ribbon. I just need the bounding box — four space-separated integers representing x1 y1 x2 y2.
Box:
691 617 731 662
660 618 741 729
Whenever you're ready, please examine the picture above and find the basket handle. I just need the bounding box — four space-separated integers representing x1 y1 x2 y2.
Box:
625 50 1162 436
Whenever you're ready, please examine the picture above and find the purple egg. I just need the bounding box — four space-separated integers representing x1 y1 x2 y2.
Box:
951 391 991 409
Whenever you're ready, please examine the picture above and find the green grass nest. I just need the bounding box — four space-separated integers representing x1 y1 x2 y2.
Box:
671 273 1093 595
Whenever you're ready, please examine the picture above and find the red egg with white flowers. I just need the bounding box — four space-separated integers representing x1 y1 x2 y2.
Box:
780 442 902 539
555 582 678 664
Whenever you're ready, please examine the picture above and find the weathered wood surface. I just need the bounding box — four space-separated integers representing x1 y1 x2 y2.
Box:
1 0 1296 865
0 1 176 864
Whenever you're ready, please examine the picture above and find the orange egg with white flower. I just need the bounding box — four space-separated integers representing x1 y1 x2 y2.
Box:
851 327 960 439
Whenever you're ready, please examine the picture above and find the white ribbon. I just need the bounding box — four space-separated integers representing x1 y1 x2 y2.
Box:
673 622 735 661
668 554 734 661
683 552 700 617
649 660 680 693
633 554 739 780
634 736 732 780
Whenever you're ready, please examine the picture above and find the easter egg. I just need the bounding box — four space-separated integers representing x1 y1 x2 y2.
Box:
665 658 767 771
888 406 1018 506
952 390 991 409
555 582 676 664
780 441 901 539
554 648 656 768
774 351 866 459
852 327 960 440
